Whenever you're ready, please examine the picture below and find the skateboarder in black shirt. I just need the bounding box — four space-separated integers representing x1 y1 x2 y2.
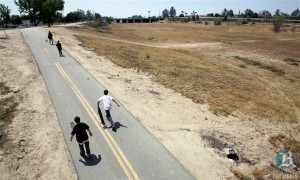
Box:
70 116 92 157
56 40 63 57
48 31 53 45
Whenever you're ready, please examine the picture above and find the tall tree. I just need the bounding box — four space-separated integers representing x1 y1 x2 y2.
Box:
94 13 101 21
222 8 228 17
214 13 220 17
15 0 41 26
102 16 113 24
86 9 93 21
65 12 79 22
259 10 272 18
244 9 254 18
252 12 258 18
274 9 281 16
169 6 176 17
0 4 11 25
11 15 22 24
162 9 169 18
76 9 85 21
191 11 196 21
291 9 300 16
196 14 199 21
280 12 289 16
227 9 234 17
179 10 184 17
40 0 64 27
53 12 63 23
15 0 64 27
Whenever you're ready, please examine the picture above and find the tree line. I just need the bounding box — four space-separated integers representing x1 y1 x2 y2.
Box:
0 1 112 27
160 6 300 19
64 9 113 24
1 2 300 27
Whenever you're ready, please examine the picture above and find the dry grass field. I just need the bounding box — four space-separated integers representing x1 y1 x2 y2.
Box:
74 22 300 123
41 22 300 178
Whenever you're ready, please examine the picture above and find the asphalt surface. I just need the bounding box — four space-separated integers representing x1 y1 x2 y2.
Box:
21 28 195 180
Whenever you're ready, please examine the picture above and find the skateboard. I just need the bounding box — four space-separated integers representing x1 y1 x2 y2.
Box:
98 107 106 127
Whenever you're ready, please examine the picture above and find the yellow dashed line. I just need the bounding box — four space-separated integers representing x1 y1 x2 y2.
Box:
55 63 139 180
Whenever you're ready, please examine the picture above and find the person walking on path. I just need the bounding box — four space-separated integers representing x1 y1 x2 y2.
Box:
56 40 63 57
48 31 53 45
70 116 93 158
97 90 120 131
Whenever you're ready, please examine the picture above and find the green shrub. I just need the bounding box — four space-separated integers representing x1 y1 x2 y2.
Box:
0 82 18 123
233 56 285 75
283 58 300 65
214 18 222 25
242 18 248 24
213 107 231 116
0 96 18 121
273 16 284 32
239 64 246 68
145 53 150 59
0 82 10 95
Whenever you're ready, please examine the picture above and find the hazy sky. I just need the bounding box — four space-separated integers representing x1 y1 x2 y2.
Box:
1 0 299 18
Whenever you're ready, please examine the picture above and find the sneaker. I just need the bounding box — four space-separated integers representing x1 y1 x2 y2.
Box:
103 125 107 129
80 152 87 158
112 127 116 132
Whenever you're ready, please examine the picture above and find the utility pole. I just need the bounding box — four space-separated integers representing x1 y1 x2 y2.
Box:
148 11 150 18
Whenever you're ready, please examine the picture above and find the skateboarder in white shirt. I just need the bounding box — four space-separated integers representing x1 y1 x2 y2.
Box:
97 90 120 131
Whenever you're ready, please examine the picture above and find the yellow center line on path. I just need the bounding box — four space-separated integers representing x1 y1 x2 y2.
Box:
54 63 139 180
44 48 48 53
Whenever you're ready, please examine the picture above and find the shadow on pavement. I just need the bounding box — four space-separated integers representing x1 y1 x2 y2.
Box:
112 121 128 132
79 154 102 166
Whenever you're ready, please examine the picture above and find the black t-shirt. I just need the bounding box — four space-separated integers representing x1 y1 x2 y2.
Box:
71 122 89 143
56 43 62 50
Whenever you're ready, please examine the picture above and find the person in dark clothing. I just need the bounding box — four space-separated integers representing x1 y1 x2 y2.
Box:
56 40 63 57
48 31 53 45
70 116 92 157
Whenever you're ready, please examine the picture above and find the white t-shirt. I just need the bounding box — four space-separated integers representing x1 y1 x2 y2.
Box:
99 95 113 110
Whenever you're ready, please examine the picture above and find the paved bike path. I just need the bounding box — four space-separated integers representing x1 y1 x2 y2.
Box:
21 28 194 180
